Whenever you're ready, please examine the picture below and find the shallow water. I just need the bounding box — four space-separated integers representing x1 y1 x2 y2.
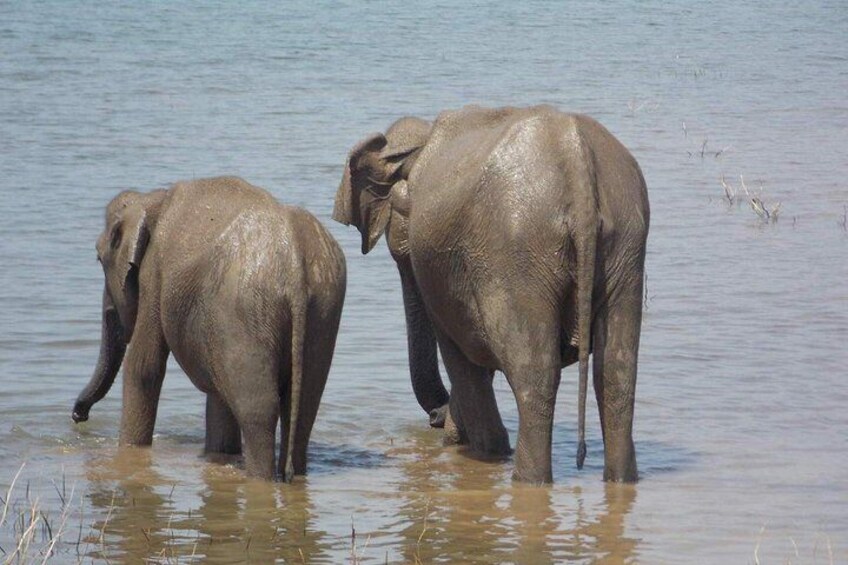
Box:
1 1 847 563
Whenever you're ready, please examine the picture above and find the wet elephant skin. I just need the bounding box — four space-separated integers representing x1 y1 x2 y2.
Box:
334 105 649 484
73 176 346 481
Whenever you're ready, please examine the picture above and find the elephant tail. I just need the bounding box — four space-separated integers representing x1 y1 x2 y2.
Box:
572 126 599 471
284 299 307 483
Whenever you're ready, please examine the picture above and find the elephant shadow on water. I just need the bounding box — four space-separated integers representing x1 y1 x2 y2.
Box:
81 446 335 563
290 440 389 475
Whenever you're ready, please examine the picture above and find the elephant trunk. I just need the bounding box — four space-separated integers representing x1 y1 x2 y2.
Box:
398 265 450 427
72 289 126 423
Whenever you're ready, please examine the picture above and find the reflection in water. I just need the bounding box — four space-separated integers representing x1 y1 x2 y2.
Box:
190 468 331 564
81 446 333 563
577 484 638 565
390 430 639 563
83 447 175 561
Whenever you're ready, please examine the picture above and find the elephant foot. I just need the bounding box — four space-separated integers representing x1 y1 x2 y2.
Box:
601 437 638 483
204 440 242 456
603 462 638 484
204 451 243 467
463 422 512 459
477 431 512 458
511 467 553 486
428 403 449 428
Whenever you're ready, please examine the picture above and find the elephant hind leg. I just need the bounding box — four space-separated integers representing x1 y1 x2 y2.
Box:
436 331 511 457
593 280 642 483
220 351 280 480
494 311 562 484
240 412 278 480
505 363 560 484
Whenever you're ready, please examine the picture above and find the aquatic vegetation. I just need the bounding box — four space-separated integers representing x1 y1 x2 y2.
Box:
0 464 79 564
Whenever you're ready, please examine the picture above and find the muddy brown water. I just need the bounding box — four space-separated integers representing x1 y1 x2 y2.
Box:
1 1 847 563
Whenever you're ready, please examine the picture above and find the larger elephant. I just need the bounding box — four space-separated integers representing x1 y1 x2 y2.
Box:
72 176 346 481
334 105 649 484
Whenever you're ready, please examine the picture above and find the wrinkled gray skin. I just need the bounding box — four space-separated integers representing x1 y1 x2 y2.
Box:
73 176 346 482
334 105 649 484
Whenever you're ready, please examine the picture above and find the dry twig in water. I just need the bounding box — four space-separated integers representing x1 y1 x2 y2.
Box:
721 175 781 223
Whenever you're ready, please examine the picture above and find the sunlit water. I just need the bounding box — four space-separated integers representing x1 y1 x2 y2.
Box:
1 1 846 563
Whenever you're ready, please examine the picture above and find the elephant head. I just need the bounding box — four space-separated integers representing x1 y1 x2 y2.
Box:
97 191 155 337
334 118 451 428
333 117 431 256
72 190 166 423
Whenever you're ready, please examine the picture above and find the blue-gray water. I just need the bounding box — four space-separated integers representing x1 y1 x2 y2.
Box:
1 1 846 563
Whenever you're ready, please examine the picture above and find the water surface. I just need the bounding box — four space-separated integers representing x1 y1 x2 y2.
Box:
1 1 846 562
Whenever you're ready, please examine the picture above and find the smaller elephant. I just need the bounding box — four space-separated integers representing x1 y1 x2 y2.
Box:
72 176 346 481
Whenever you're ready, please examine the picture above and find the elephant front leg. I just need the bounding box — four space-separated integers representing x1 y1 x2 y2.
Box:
593 283 642 483
119 335 169 446
205 393 242 455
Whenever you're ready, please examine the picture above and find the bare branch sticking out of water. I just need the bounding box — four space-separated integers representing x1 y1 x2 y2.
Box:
719 175 781 223
720 175 737 205
98 490 116 554
753 524 766 565
741 176 780 223
349 516 371 565
751 526 835 565
686 135 731 159
712 144 732 158
414 499 432 565
687 139 710 159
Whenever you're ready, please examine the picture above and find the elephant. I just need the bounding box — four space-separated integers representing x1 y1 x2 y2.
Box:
333 105 649 484
72 176 346 481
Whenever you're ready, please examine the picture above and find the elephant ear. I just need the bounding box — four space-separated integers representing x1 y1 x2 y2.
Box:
111 203 150 309
333 132 385 226
379 117 431 164
333 132 395 254
358 181 393 255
